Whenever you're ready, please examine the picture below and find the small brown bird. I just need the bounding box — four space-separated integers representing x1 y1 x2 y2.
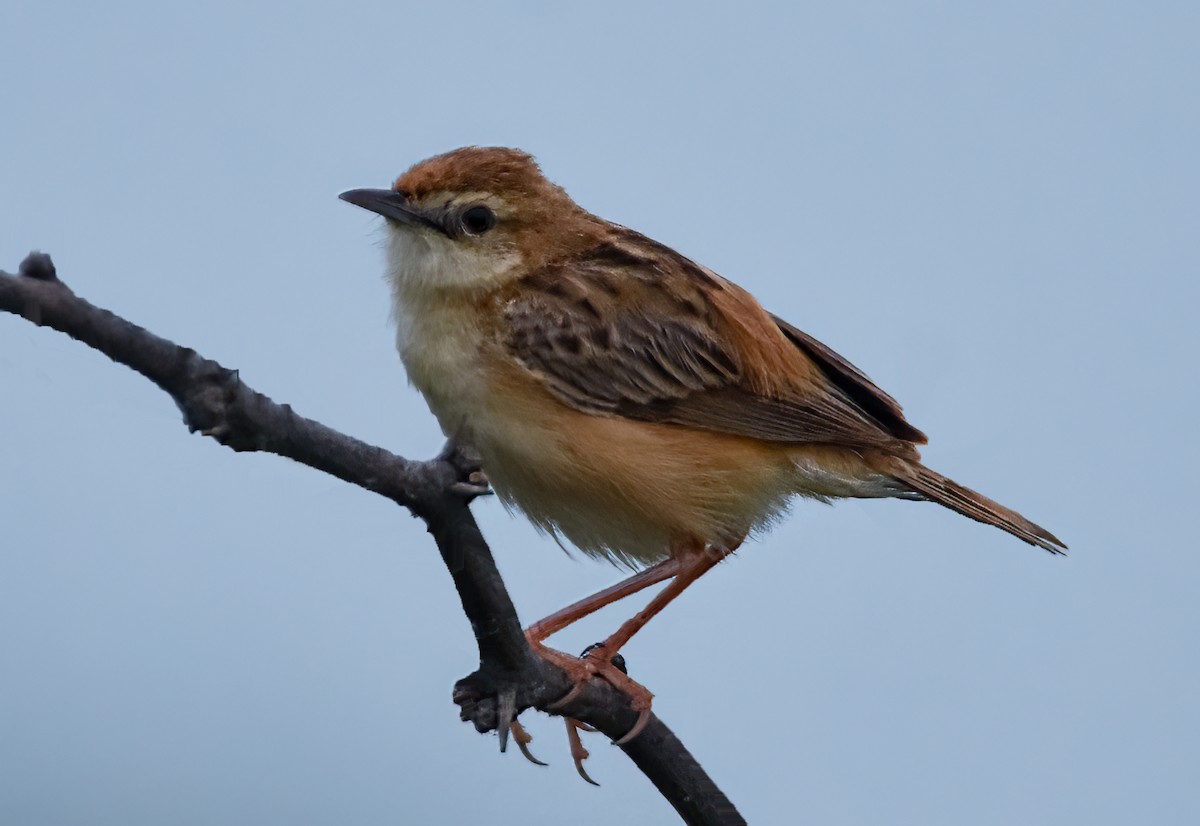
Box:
341 147 1064 772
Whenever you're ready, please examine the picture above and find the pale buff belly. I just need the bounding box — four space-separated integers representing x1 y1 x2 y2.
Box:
415 349 900 568
461 381 804 567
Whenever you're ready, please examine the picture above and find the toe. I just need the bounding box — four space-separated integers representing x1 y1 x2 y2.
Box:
613 707 652 745
565 719 601 786
509 719 548 767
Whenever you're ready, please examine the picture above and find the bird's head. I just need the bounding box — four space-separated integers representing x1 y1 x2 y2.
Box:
340 147 598 294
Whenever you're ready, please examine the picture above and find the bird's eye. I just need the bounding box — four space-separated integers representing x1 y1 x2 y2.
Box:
459 205 496 236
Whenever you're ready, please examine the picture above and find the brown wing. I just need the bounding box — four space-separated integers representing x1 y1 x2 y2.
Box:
771 315 927 444
503 235 924 454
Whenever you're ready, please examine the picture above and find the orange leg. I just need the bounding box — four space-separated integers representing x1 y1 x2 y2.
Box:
525 556 684 644
596 545 731 655
517 539 740 768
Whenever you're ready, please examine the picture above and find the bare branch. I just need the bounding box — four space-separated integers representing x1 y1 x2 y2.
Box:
1 252 746 826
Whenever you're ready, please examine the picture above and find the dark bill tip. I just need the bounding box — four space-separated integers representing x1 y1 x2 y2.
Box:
338 188 439 231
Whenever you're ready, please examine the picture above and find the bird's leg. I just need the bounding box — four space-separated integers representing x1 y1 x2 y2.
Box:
519 539 741 777
593 542 735 656
508 557 682 770
525 556 683 644
569 541 737 744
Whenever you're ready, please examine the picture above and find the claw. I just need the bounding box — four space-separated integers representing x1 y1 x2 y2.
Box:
509 719 548 766
496 689 516 753
438 439 491 498
613 707 652 746
565 719 600 786
448 481 492 497
546 680 586 712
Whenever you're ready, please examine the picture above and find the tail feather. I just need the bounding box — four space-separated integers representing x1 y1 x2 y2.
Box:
889 462 1067 555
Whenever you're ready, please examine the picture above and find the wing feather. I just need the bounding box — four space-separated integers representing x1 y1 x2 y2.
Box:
504 236 924 454
771 315 927 444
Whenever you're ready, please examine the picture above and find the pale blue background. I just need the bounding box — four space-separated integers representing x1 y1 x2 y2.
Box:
2 2 1196 824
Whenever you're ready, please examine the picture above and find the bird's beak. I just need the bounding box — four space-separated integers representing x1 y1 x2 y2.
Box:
338 188 441 231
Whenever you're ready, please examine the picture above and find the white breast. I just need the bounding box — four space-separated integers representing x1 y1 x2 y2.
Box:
392 293 492 439
384 225 512 440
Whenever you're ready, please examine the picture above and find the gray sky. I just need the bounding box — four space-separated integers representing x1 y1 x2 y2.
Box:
2 2 1196 824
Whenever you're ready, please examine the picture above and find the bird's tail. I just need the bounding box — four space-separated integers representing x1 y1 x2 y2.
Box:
880 459 1067 555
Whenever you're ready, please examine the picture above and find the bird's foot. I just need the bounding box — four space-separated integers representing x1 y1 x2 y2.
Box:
523 639 654 784
452 672 548 767
454 637 654 784
437 438 491 499
508 717 547 767
544 643 652 723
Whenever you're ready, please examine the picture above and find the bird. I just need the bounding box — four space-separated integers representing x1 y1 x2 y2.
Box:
340 146 1065 776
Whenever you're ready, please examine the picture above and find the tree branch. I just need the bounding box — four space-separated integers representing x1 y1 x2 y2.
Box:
1 252 746 826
